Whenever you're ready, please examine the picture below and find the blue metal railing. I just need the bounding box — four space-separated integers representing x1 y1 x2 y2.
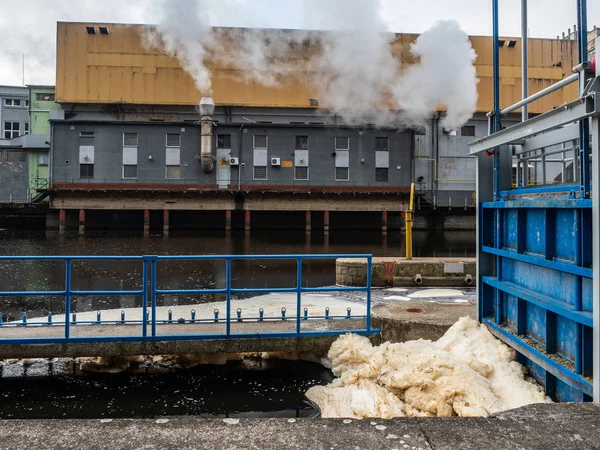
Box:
0 254 376 344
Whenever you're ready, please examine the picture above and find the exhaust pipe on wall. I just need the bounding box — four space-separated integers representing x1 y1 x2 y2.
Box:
464 274 474 285
414 274 423 285
199 97 215 172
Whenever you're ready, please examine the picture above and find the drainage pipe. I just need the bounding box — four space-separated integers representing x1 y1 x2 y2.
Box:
199 97 215 172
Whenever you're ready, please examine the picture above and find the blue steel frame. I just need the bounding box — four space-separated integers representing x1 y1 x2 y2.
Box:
0 254 376 344
479 0 595 402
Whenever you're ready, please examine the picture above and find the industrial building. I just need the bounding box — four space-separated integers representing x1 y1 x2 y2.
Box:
22 23 583 232
0 85 54 217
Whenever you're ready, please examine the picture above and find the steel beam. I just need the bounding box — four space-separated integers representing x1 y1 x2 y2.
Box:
470 95 598 155
516 125 580 154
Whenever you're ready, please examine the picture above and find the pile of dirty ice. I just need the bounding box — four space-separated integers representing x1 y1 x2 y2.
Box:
306 317 550 418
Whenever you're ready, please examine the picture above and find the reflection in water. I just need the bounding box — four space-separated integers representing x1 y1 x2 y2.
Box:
0 229 474 319
0 359 331 419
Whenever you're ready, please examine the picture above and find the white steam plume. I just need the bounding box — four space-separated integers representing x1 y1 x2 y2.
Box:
146 0 479 128
392 20 479 129
145 0 213 93
304 0 400 119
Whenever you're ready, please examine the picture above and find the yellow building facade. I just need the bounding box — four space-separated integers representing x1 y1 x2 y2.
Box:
56 22 579 115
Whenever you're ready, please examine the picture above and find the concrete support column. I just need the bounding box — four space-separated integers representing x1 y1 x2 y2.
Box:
305 210 311 232
382 211 388 235
143 209 150 238
78 209 85 236
323 211 330 234
225 210 232 231
59 209 66 235
244 210 251 232
163 210 169 237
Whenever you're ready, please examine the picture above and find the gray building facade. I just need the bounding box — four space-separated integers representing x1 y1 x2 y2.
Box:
0 86 29 141
49 104 487 203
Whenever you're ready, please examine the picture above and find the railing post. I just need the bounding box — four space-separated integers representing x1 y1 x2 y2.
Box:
366 256 372 332
141 256 150 338
296 257 303 334
150 256 158 337
226 258 232 336
64 259 72 339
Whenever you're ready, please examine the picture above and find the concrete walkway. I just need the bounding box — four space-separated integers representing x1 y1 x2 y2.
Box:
0 403 597 450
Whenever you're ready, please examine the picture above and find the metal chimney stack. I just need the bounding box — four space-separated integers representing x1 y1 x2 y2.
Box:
199 96 215 172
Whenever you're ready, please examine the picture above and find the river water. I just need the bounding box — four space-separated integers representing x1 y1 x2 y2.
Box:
0 228 474 419
0 229 474 320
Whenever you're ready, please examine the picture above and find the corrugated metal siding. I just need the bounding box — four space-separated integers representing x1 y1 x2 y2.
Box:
56 23 579 114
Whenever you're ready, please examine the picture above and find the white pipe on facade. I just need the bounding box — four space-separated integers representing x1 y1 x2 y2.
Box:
199 97 215 172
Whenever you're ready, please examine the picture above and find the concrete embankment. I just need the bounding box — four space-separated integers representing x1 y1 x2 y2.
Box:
336 257 476 287
0 403 598 450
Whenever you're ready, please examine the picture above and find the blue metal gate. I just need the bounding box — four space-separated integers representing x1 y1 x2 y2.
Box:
470 1 598 402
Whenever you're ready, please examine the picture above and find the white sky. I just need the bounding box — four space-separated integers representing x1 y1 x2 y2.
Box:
0 0 597 86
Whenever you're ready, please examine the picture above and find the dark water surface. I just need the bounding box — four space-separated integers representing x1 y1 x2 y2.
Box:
0 229 474 320
0 360 332 419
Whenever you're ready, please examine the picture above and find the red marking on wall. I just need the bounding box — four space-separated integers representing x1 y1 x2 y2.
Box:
382 261 396 286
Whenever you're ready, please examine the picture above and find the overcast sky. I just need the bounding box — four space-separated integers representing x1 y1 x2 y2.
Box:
0 0 597 86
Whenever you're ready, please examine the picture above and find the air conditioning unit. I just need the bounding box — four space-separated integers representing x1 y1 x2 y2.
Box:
271 157 281 166
229 157 239 166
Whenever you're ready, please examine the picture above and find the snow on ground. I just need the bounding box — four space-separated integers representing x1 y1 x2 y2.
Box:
408 289 464 298
306 317 550 418
17 293 366 323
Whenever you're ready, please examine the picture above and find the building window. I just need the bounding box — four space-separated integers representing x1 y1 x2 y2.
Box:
461 125 476 137
166 133 180 147
24 123 29 135
253 135 268 149
123 164 138 179
375 137 389 151
295 135 309 150
4 98 26 107
217 134 231 148
6 150 26 162
36 93 55 101
335 167 349 181
80 131 95 138
335 136 349 150
3 122 20 139
37 153 49 166
295 166 309 181
166 165 180 179
79 164 94 178
123 133 138 147
375 168 389 182
253 166 267 180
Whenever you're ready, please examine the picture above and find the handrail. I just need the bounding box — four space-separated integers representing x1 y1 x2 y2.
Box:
500 73 579 116
0 254 376 344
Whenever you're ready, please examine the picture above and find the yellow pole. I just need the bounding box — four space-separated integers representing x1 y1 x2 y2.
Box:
406 182 415 260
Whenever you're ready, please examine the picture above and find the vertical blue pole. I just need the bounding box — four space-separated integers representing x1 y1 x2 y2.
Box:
151 258 157 337
366 256 372 332
226 258 231 336
141 258 148 338
296 257 302 334
578 0 590 198
492 0 501 196
492 0 504 328
64 259 72 339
